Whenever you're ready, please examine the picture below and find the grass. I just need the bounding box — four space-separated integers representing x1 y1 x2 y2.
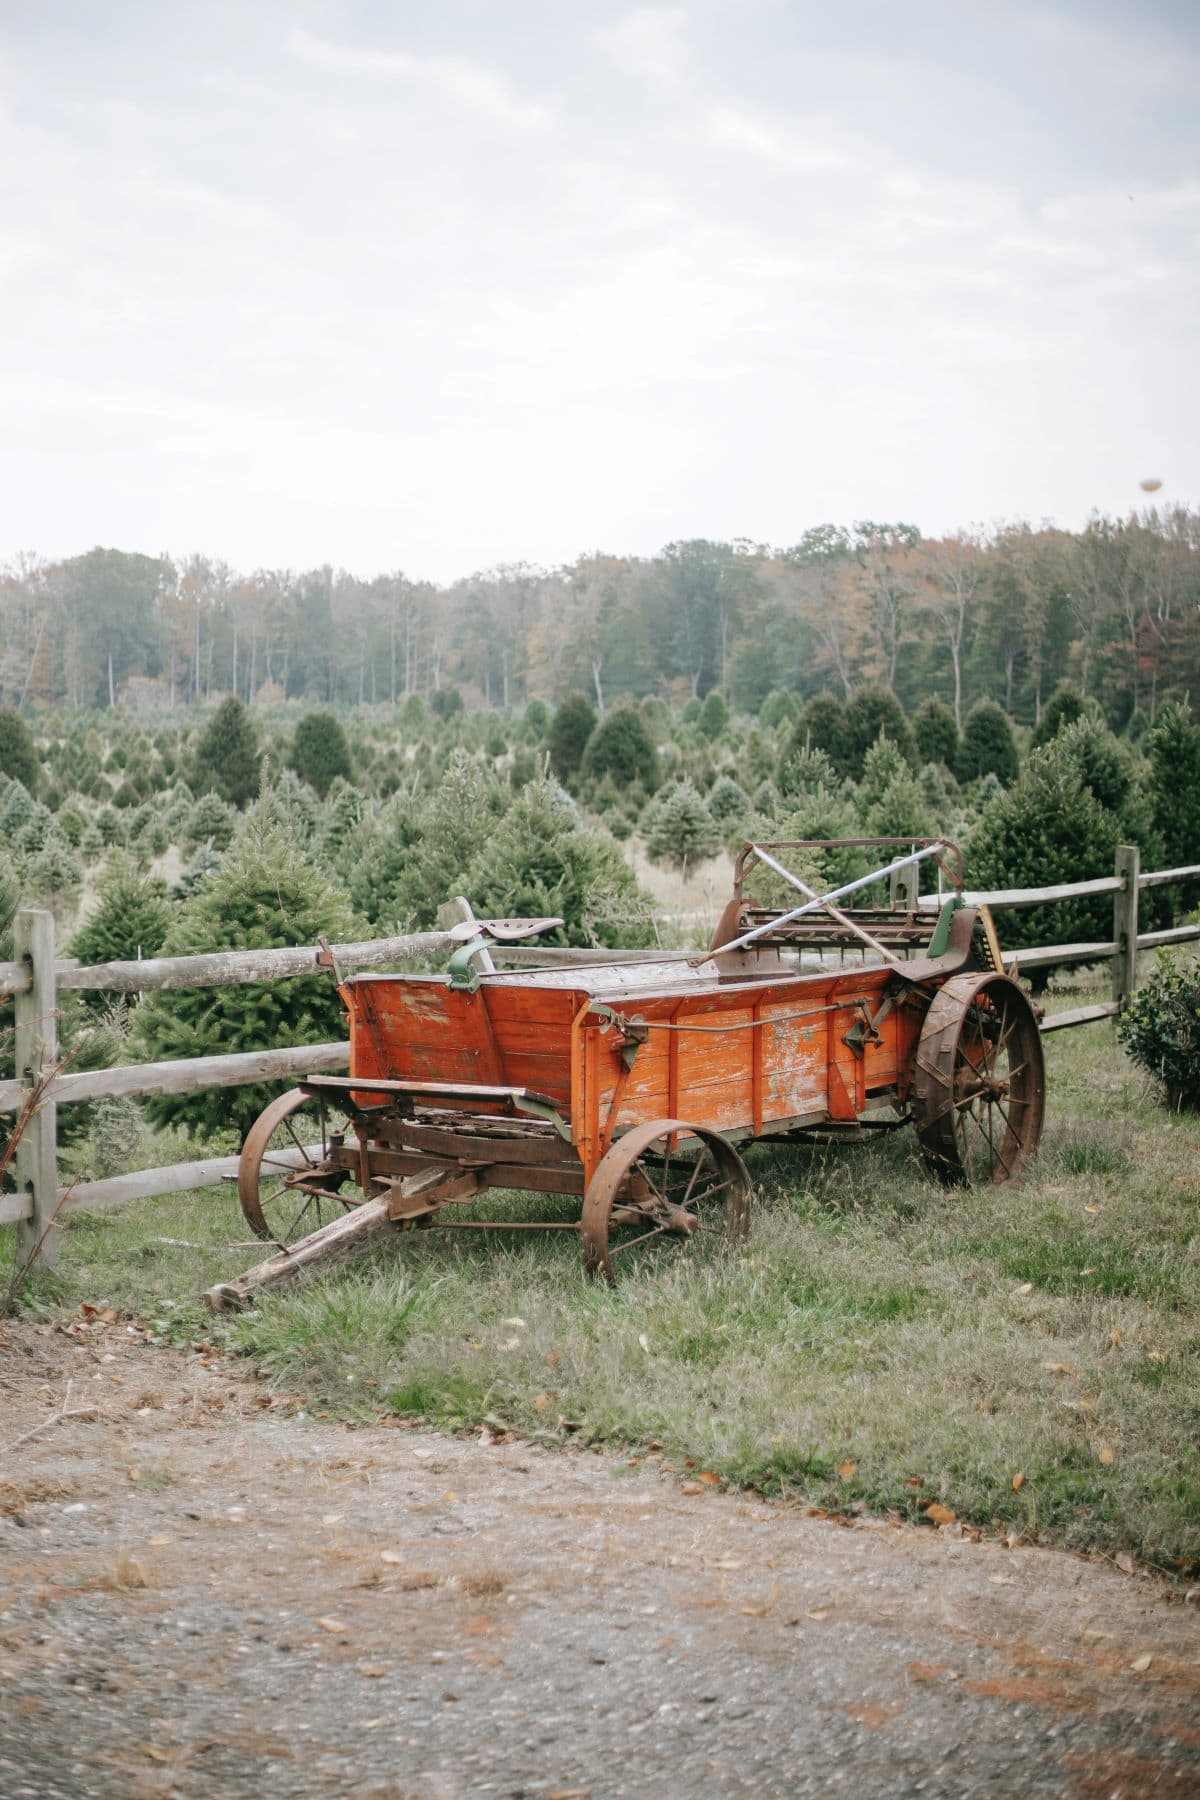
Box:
4 974 1199 1575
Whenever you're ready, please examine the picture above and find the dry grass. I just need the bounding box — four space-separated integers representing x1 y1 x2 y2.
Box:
4 971 1198 1572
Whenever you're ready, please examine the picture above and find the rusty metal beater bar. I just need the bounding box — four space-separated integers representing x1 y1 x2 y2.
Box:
710 841 950 957
745 843 903 968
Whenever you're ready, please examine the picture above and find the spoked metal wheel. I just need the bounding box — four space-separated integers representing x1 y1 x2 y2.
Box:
238 1087 361 1244
911 973 1044 1186
581 1118 751 1284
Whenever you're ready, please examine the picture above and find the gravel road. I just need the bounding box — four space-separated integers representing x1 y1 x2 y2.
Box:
1 1314 1198 1799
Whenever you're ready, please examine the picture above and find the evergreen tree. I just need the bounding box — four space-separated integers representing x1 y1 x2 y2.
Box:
292 711 354 797
706 773 751 831
1147 700 1200 908
698 690 729 740
25 836 83 921
134 807 359 1139
70 855 174 979
912 696 959 770
758 688 799 731
193 696 262 808
183 791 238 853
319 780 365 864
843 685 916 778
520 698 550 743
344 794 423 925
466 777 654 948
580 705 659 791
641 781 721 868
957 700 1019 785
429 686 464 720
797 693 850 775
1031 683 1087 748
1 780 37 836
389 754 510 927
547 694 597 783
777 738 841 801
0 708 39 793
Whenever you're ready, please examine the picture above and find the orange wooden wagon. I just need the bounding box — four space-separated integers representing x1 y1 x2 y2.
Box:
232 840 1045 1287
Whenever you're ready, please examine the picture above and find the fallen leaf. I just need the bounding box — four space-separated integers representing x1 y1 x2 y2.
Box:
988 1575 1016 1586
1130 1653 1152 1673
806 1609 829 1622
361 1665 388 1678
502 1317 526 1329
316 1617 347 1634
1011 1472 1025 1492
638 1333 650 1353
147 1534 172 1546
1098 1447 1115 1466
322 1513 344 1526
501 1337 521 1351
534 1393 549 1412
681 1482 704 1496
1013 1282 1033 1296
1044 1362 1076 1375
904 1477 925 1490
380 1551 404 1565
697 1471 721 1487
709 1557 746 1570
924 1503 956 1527
1083 1203 1098 1214
360 1718 384 1731
138 1744 173 1764
441 1490 457 1504
837 1461 857 1480
1116 1552 1135 1574
545 1351 560 1368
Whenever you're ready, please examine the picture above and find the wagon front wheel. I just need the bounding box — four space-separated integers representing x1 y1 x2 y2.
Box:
238 1087 360 1244
911 972 1044 1186
581 1119 751 1284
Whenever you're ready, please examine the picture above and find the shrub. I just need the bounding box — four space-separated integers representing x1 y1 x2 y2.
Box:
758 689 799 731
581 706 658 792
0 708 39 793
641 781 721 869
843 685 916 778
957 700 1019 786
546 694 596 783
429 686 464 721
1117 951 1200 1112
913 696 959 770
134 806 359 1139
292 711 354 797
193 696 261 807
520 698 550 743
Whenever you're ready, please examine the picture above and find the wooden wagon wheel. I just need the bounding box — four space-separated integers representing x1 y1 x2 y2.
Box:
238 1087 360 1244
581 1118 751 1284
911 973 1044 1186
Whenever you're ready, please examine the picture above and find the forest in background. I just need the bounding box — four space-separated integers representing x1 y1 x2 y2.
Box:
2 507 1198 729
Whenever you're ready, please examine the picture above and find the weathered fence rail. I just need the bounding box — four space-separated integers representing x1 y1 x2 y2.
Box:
3 846 1199 1269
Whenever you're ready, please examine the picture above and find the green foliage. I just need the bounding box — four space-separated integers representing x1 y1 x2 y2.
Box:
863 767 932 841
465 776 654 948
758 688 799 731
1056 715 1135 818
706 774 751 830
1031 683 1087 748
547 694 597 782
183 790 238 853
581 705 658 792
843 685 916 778
24 836 82 920
345 793 423 925
134 806 359 1139
697 689 729 740
855 733 909 817
912 696 959 769
1 780 37 836
968 742 1122 974
1147 701 1200 890
292 711 354 798
429 686 464 720
796 693 849 775
193 697 261 808
1118 951 1200 1112
641 780 721 869
0 708 39 793
69 856 174 975
520 698 550 743
957 700 1019 786
173 841 223 898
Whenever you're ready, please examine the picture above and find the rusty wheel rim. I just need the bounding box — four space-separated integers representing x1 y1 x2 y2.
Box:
237 1087 359 1243
911 974 1044 1187
581 1118 751 1285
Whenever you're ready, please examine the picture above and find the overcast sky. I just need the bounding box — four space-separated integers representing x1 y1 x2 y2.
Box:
1 1 1196 581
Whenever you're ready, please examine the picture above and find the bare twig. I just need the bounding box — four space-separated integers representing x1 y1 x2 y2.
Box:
0 1377 100 1457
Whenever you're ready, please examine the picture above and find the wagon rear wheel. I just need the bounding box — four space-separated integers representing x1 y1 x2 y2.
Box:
911 973 1044 1186
238 1087 361 1244
582 1118 751 1284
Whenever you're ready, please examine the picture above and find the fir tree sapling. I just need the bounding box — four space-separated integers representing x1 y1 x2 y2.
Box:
292 711 355 797
641 781 721 869
192 696 262 808
957 700 1019 786
547 694 597 783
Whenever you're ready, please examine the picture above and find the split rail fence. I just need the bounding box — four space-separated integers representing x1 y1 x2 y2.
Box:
2 844 1198 1272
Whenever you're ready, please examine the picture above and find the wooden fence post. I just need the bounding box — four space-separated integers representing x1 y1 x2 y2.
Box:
14 908 58 1271
1112 844 1140 1013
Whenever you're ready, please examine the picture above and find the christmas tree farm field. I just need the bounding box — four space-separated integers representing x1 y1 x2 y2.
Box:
5 977 1198 1575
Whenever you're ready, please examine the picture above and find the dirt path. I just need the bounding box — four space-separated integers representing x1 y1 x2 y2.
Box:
2 1315 1198 1800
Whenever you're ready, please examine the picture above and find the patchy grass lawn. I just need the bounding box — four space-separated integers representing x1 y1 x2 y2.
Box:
4 978 1199 1574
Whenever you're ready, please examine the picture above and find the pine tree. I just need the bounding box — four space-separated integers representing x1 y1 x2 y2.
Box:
856 734 910 819
389 753 509 927
292 711 355 797
912 696 959 770
1031 683 1087 748
25 835 83 921
70 855 174 984
183 791 238 853
547 694 597 783
581 706 659 791
843 685 917 778
134 807 359 1139
193 696 262 808
957 700 1019 785
796 693 850 775
706 774 751 831
1147 701 1200 886
698 690 729 740
0 708 39 793
641 781 720 869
